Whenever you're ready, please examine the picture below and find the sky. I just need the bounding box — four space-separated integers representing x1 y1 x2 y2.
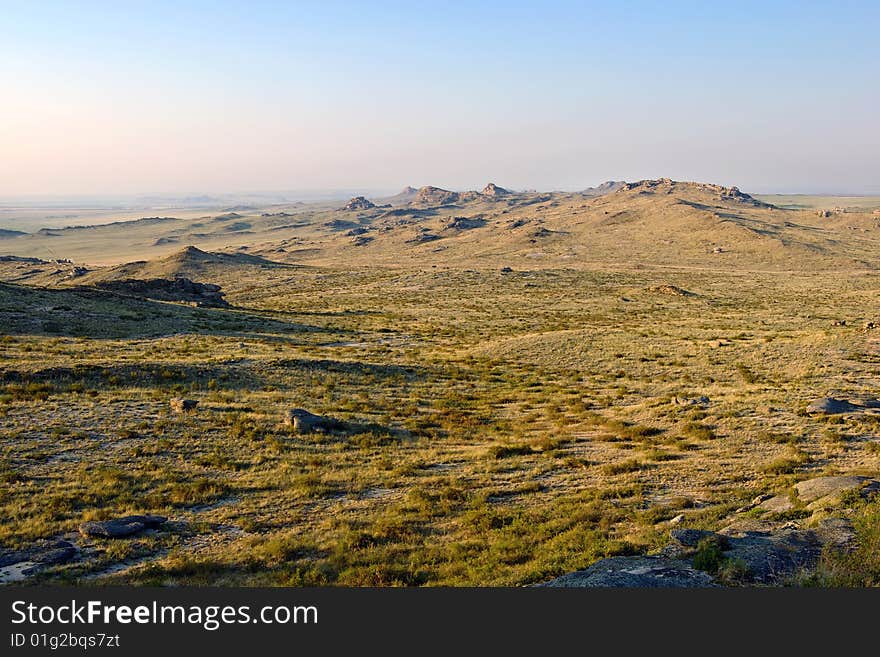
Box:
1 0 878 197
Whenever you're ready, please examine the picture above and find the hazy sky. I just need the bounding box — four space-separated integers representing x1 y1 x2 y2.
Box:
2 0 878 196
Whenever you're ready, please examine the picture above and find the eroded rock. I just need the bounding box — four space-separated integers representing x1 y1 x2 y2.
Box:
79 515 167 538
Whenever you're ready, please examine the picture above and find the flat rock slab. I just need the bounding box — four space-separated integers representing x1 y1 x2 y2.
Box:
806 398 860 414
669 529 717 547
794 476 880 503
79 515 167 538
757 494 795 513
720 529 822 584
0 540 76 568
537 556 716 588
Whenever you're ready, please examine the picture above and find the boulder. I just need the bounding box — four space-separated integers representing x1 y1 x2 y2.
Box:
284 409 343 433
537 556 716 588
79 515 167 538
0 540 76 568
170 398 198 413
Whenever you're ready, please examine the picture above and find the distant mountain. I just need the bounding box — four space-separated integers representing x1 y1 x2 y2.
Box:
580 181 627 196
383 186 420 205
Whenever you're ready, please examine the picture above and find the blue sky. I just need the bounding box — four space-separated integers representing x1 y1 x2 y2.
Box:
2 1 878 195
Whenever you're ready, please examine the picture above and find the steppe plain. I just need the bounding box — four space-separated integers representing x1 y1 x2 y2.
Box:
1 179 879 586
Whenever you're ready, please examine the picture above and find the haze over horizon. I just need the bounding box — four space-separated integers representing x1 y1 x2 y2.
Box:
2 1 878 197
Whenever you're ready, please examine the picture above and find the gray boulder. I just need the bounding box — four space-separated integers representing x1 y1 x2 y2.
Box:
0 540 76 568
79 515 167 538
284 409 343 433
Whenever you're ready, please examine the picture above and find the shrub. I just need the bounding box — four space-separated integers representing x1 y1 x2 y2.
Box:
601 459 646 475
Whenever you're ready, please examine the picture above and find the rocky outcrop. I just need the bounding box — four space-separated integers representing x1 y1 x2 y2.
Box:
444 216 486 230
540 519 856 588
413 186 461 206
481 183 511 197
616 179 772 207
538 555 716 588
79 515 167 538
540 472 879 587
406 231 441 244
340 196 376 211
91 277 229 308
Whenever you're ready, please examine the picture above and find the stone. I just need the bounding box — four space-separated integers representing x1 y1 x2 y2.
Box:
170 398 198 413
537 556 716 588
805 397 859 415
284 409 343 433
812 517 856 549
0 540 76 568
718 528 822 584
670 528 717 547
757 494 795 513
79 515 167 538
794 475 880 503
